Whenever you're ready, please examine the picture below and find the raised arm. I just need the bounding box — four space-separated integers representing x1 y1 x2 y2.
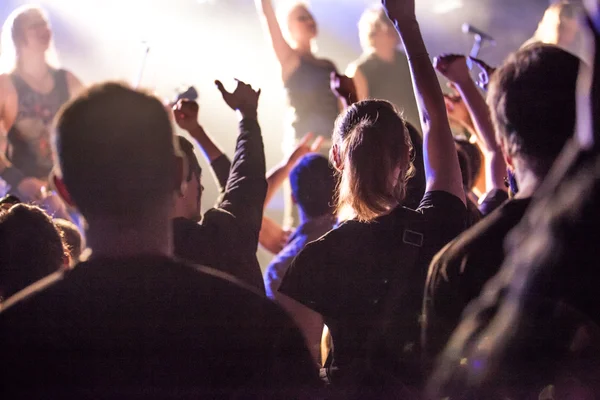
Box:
264 133 324 208
435 55 506 192
255 0 298 75
173 99 230 194
383 0 465 204
214 79 266 236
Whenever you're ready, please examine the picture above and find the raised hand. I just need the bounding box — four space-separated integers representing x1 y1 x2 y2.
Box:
172 99 200 132
381 0 416 22
434 54 471 85
470 57 496 92
215 79 261 118
330 72 357 106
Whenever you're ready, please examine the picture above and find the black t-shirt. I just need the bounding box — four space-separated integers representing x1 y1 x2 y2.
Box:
423 197 531 359
478 188 510 216
0 256 319 398
280 191 466 384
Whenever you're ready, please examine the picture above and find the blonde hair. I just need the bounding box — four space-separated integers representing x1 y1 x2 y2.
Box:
533 1 582 44
332 100 414 222
277 0 317 50
358 5 394 52
0 5 60 74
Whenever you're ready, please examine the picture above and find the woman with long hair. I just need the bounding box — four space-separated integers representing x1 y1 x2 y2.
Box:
279 0 467 392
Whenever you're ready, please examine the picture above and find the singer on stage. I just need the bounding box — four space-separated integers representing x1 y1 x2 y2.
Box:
255 0 340 226
0 5 83 202
346 5 420 130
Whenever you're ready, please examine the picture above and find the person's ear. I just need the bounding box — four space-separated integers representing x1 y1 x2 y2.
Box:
331 144 343 171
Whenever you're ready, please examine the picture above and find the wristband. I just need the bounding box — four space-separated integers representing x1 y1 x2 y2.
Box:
0 166 26 191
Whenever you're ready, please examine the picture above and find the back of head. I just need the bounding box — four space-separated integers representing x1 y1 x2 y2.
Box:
289 154 336 219
488 44 580 176
53 218 84 262
454 137 482 191
332 100 413 222
54 82 176 220
0 204 65 299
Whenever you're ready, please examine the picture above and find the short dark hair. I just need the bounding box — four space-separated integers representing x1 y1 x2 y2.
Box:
0 204 65 298
454 137 482 191
488 44 579 176
54 82 176 219
290 154 336 218
177 136 202 182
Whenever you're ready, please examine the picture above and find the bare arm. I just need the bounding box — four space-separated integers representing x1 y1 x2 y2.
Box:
264 133 324 209
255 0 299 78
436 55 506 191
173 99 229 193
384 0 465 204
0 74 17 172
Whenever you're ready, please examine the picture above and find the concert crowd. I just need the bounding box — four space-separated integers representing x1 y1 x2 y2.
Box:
1 0 599 398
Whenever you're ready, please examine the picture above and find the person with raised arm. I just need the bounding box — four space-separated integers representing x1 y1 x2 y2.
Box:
426 45 583 397
0 5 82 203
0 80 320 398
255 0 340 227
436 55 508 214
278 0 467 392
170 82 268 292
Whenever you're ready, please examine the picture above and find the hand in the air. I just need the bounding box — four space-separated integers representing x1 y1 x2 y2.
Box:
330 72 357 104
173 99 200 131
470 57 496 92
215 79 261 118
434 54 471 85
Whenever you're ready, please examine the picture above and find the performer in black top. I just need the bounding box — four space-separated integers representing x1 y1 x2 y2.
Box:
255 0 340 226
0 5 83 202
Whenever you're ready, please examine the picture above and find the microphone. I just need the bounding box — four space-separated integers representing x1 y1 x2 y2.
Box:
461 23 495 43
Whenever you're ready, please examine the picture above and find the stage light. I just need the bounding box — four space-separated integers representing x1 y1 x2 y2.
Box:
432 0 463 14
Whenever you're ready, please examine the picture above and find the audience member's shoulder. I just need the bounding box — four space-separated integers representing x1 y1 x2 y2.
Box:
418 190 466 212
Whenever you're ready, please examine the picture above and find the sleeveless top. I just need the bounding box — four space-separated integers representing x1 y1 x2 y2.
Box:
355 50 420 130
7 69 70 179
283 56 339 148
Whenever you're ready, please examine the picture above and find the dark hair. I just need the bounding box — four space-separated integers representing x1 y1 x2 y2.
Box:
454 137 482 191
332 99 414 222
488 44 579 176
289 154 336 218
54 82 176 219
53 218 84 262
177 136 201 182
0 204 65 299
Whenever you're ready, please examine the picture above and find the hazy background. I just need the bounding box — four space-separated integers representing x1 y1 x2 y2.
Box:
1 0 552 269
